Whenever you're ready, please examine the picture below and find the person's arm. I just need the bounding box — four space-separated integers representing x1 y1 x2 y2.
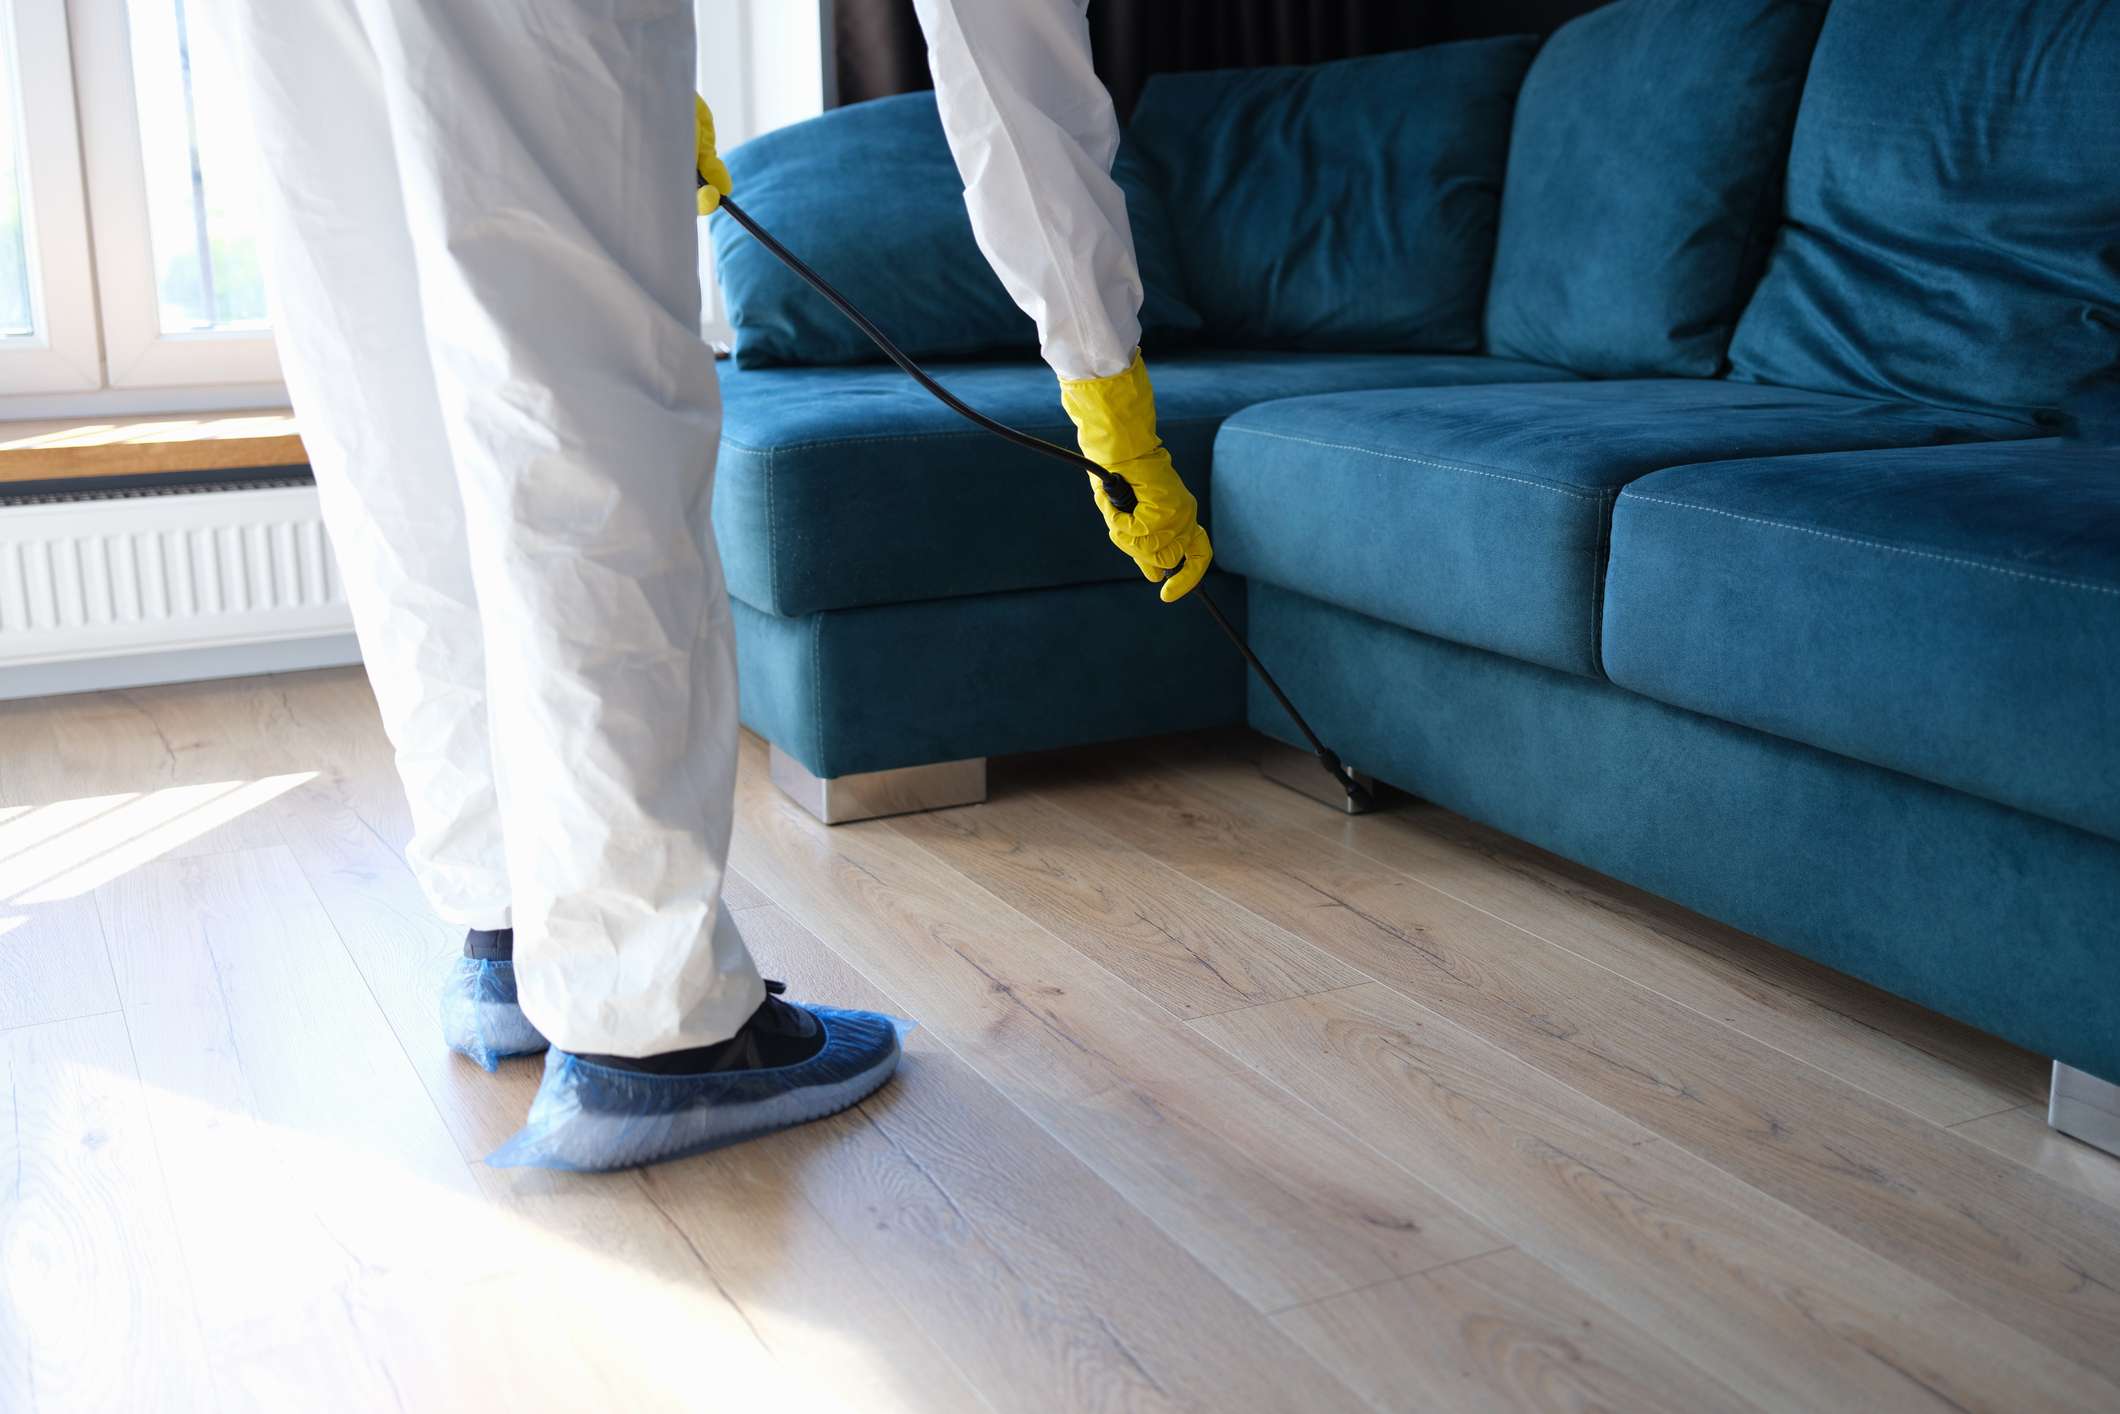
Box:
911 0 1137 381
913 0 1210 600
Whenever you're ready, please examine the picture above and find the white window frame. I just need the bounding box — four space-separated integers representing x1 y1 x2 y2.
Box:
0 0 102 394
67 0 280 389
695 0 833 346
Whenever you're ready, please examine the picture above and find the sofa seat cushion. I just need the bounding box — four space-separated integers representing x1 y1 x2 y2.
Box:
713 350 1577 618
1604 439 2120 841
1211 380 2029 678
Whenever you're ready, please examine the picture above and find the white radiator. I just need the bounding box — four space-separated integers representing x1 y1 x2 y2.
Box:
0 482 355 671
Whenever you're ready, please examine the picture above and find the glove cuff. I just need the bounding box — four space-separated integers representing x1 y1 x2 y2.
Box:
1059 349 1162 467
696 95 732 213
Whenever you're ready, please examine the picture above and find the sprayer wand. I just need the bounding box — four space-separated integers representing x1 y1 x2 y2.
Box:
717 194 1374 813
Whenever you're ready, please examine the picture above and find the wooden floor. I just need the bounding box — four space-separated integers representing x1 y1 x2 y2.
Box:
3 666 2118 1413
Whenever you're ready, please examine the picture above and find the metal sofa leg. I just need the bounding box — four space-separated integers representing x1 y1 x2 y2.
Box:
1258 736 1376 814
2049 1061 2120 1159
768 744 986 825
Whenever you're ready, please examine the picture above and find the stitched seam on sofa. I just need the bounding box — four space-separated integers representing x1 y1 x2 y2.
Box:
1221 426 1604 500
1626 495 2120 597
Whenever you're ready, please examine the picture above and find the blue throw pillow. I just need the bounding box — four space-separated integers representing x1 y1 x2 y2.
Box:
1124 39 1540 353
1726 0 2120 428
1484 0 1827 378
710 93 1203 369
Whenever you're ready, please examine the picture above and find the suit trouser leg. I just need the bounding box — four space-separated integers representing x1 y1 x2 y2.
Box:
218 0 762 1055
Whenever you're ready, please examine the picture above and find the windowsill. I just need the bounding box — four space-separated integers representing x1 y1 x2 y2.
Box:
0 407 306 487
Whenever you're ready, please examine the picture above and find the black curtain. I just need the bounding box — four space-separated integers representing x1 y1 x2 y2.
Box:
1089 1 1446 119
832 1 1612 118
835 0 931 106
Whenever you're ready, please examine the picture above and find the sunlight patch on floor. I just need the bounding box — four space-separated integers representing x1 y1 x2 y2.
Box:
0 775 317 904
3 1055 887 1414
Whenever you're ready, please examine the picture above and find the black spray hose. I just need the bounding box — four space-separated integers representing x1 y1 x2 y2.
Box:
717 194 1374 813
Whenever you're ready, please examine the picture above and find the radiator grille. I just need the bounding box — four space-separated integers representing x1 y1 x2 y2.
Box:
0 484 352 664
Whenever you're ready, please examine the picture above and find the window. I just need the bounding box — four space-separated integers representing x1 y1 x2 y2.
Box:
1 0 825 412
0 0 101 396
69 0 280 391
2 11 37 337
125 0 268 334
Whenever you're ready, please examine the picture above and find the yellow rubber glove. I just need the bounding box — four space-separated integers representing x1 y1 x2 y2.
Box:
1059 349 1213 603
696 95 732 215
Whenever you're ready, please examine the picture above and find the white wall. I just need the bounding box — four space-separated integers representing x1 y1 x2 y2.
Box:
695 0 835 346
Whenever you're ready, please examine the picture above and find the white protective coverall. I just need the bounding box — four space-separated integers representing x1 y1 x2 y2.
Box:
208 0 1120 1061
911 0 1147 383
208 0 763 1056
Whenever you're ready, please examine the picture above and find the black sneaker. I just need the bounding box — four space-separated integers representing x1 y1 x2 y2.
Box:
573 981 827 1074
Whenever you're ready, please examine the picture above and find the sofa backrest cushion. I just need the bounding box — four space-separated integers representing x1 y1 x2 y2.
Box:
1125 38 1539 354
710 93 1203 369
1726 0 2120 427
1483 0 1827 378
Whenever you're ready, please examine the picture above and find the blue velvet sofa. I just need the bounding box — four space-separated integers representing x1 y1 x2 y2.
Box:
708 0 2120 1098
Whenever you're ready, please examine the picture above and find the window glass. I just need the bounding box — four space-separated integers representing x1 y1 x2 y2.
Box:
1 0 35 338
127 0 267 332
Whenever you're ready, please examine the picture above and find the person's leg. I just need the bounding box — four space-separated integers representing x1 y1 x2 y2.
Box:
222 0 902 1167
367 0 905 1170
347 0 764 1059
210 0 511 934
210 0 545 1071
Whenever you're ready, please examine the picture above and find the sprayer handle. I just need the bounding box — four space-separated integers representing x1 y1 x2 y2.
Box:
1100 472 1138 515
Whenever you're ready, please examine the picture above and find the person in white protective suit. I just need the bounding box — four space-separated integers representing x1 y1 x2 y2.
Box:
209 0 904 1172
208 0 1199 1173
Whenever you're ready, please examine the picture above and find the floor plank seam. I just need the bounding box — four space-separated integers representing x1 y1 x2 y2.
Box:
275 837 496 1173
1007 781 1389 1007
97 948 222 1379
1177 977 1382 1024
772 869 1443 1388
1258 1244 1522 1319
875 815 1216 1036
1947 1101 2043 1129
0 1008 125 1036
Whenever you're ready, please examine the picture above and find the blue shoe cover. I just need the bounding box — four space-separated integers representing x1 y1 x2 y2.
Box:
440 958 550 1072
485 1006 911 1171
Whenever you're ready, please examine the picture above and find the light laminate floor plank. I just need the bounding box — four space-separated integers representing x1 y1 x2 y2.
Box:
9 670 2111 1413
0 1012 215 1414
1952 1103 2120 1215
1019 746 2120 1384
888 782 1366 1017
1273 1246 1769 1414
1150 736 2050 1123
731 731 1510 1314
1196 985 2119 1414
0 895 119 1033
42 685 288 861
718 901 1364 1414
95 845 499 1408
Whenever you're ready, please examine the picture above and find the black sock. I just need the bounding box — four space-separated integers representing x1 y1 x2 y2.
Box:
465 928 514 961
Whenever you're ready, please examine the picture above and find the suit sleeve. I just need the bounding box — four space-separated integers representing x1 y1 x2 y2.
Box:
911 0 1143 381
